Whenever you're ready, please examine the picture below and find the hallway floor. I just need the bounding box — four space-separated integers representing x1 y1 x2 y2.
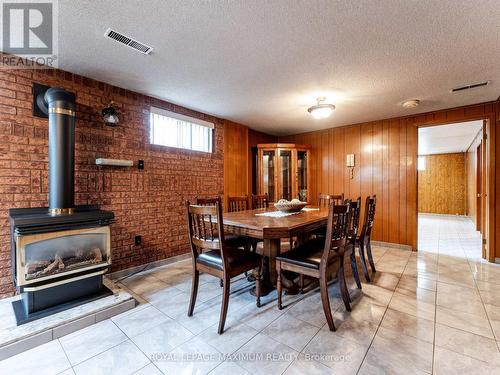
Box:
1 214 500 374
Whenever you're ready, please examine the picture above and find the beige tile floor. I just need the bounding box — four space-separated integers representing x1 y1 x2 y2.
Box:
1 213 500 374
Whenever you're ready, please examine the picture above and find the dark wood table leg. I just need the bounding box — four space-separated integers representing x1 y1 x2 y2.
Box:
250 238 299 296
250 255 274 297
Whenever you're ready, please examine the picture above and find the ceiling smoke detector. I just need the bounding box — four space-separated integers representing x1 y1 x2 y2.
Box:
450 81 490 93
104 28 153 55
402 99 420 108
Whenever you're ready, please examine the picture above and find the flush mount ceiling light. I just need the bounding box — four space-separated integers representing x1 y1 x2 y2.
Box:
402 99 420 108
307 97 335 119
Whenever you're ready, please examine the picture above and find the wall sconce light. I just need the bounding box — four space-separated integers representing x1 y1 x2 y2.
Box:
102 101 119 126
346 154 355 179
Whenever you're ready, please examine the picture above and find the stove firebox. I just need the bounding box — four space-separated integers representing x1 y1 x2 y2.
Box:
9 206 114 324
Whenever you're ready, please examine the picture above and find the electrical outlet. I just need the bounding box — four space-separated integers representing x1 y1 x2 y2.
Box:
135 235 142 245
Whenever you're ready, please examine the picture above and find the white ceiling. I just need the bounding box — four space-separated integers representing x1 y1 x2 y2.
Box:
59 1 500 135
418 120 483 155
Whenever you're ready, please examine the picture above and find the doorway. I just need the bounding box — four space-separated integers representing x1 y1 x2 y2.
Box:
417 120 488 260
476 142 482 233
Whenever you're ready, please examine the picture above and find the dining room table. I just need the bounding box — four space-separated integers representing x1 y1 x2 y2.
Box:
222 205 330 296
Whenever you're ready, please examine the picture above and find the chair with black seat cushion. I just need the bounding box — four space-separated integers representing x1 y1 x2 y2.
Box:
251 194 269 210
356 195 377 282
313 193 345 239
249 194 269 253
195 197 220 206
347 197 363 289
228 195 250 213
195 196 250 251
298 197 352 293
186 200 263 334
317 193 344 208
276 203 351 331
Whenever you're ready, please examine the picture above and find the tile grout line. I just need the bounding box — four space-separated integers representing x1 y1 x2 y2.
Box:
430 217 442 375
467 254 500 352
354 248 412 374
277 252 390 375
55 338 74 375
64 333 131 371
433 218 500 367
279 318 327 374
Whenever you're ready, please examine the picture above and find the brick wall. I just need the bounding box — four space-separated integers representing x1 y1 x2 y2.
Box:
0 68 232 298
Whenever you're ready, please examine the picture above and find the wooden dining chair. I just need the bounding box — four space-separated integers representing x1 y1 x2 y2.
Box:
347 197 363 289
312 193 345 239
317 193 344 208
186 200 263 334
195 196 220 206
356 195 377 282
228 195 250 212
298 196 352 293
248 194 269 254
195 196 251 251
276 203 352 331
251 194 269 209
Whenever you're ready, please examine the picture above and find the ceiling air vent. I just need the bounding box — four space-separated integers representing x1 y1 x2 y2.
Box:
451 81 489 93
104 28 153 55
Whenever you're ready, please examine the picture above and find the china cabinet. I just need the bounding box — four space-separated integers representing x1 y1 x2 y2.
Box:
256 144 311 203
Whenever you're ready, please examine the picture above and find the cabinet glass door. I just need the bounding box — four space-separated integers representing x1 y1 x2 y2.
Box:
262 150 275 202
297 150 308 202
279 150 292 200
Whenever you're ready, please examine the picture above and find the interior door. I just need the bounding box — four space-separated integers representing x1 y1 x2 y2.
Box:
481 120 491 261
476 142 482 233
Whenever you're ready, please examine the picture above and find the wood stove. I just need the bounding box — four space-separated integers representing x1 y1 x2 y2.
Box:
9 86 114 324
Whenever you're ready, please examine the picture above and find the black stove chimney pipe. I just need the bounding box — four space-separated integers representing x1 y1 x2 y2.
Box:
45 88 76 216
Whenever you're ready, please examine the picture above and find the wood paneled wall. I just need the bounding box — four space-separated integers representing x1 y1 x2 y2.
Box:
223 123 276 209
418 153 466 215
280 101 498 252
495 99 500 261
223 121 249 207
281 120 414 248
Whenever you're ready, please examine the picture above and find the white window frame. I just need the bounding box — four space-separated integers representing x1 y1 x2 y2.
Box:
150 106 214 153
417 156 426 171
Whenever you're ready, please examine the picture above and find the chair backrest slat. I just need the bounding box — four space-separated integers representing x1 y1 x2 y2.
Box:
348 197 362 241
252 194 269 209
318 193 344 208
360 195 377 241
321 203 351 268
228 195 249 212
196 196 221 206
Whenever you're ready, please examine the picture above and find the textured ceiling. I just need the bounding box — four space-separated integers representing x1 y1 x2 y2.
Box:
418 120 483 155
59 1 500 135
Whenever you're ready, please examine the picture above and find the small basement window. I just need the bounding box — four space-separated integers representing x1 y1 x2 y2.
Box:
150 106 214 153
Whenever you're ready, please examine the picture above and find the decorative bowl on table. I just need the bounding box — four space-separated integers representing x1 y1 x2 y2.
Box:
274 199 307 213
